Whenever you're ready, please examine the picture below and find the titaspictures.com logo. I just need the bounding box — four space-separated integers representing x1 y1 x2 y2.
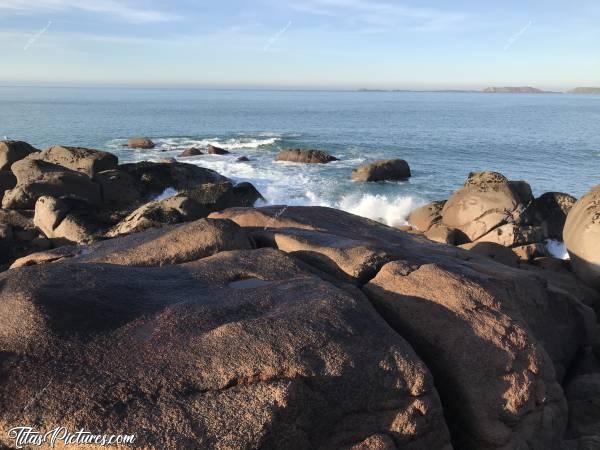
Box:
7 427 136 448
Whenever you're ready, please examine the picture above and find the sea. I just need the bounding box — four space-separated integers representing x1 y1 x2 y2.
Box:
1 86 598 227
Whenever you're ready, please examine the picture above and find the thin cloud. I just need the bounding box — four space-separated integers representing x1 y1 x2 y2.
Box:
0 0 179 23
291 0 468 31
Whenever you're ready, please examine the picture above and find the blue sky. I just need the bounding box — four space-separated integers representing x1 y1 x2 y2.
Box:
1 0 599 89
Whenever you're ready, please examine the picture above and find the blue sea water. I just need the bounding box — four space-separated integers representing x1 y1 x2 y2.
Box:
1 86 598 225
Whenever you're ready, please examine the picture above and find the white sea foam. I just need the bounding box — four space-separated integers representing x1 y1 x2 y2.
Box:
544 239 570 260
337 193 422 227
153 187 178 201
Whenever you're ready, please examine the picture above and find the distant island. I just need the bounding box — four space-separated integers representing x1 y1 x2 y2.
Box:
482 86 559 94
356 86 600 94
568 87 600 94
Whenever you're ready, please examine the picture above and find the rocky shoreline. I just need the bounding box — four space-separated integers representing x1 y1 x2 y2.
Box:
1 140 599 449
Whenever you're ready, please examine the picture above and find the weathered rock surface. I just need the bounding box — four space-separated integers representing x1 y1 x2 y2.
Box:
127 137 155 149
34 196 101 244
207 144 230 155
459 241 520 267
408 201 445 232
2 159 102 209
351 159 411 182
564 185 600 289
39 145 118 177
106 195 207 237
441 172 533 241
476 223 544 247
275 149 338 164
213 205 597 449
0 248 451 450
0 140 39 171
424 223 468 245
12 218 253 268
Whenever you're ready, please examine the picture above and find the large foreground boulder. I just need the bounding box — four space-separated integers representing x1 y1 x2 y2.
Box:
275 149 338 164
0 248 451 449
40 145 118 177
0 140 38 171
564 185 600 290
351 159 411 182
441 172 534 241
2 159 101 209
212 206 597 449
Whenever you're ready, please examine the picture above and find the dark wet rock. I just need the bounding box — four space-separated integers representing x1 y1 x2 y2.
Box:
118 161 227 199
207 144 230 155
94 169 143 209
525 192 577 240
236 156 250 162
275 149 338 164
0 171 16 203
352 159 411 182
179 147 203 157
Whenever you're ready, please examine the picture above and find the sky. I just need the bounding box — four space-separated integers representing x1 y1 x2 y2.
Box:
0 0 599 90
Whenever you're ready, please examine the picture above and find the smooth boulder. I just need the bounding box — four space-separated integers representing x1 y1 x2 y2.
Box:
0 140 39 171
275 149 338 164
352 159 411 182
127 137 155 149
179 147 203 157
2 159 101 209
40 145 118 177
441 172 534 241
564 185 600 289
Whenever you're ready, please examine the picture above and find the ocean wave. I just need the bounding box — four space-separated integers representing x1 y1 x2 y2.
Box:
544 239 570 260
